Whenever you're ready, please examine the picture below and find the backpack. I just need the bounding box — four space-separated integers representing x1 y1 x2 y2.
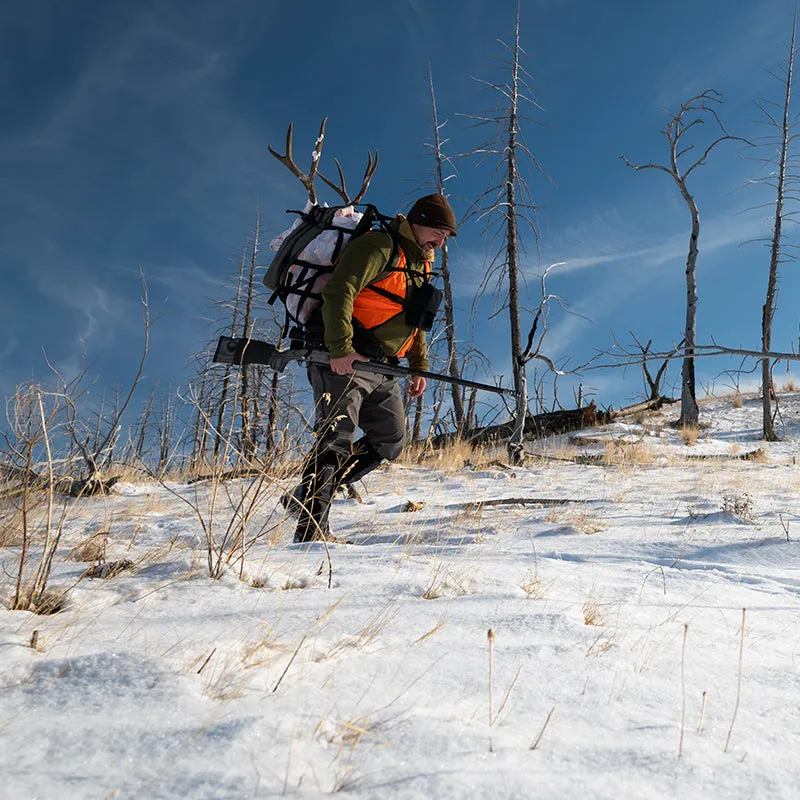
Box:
263 202 398 336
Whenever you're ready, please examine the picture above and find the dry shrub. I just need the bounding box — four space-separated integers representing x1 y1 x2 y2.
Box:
602 440 656 466
537 442 580 463
781 378 796 392
402 439 489 472
12 586 68 615
0 508 24 547
746 448 769 464
583 599 600 626
545 508 605 535
69 532 109 562
722 492 754 520
678 426 699 446
731 392 744 409
521 570 545 599
422 561 472 599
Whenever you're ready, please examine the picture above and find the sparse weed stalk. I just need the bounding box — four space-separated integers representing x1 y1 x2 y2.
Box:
400 440 484 473
149 393 292 580
602 439 656 467
317 604 398 661
202 655 250 701
69 531 109 563
583 599 600 626
2 384 75 614
547 507 605 535
521 569 546 598
421 559 472 600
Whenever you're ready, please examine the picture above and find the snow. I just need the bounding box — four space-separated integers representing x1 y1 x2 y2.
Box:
2 393 800 798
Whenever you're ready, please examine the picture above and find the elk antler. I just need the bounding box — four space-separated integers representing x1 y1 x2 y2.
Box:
267 118 328 205
319 151 379 205
268 118 379 206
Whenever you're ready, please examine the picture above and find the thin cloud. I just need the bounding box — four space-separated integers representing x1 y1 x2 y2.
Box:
654 0 792 106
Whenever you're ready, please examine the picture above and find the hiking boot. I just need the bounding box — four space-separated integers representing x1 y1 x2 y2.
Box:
282 482 360 518
293 526 350 545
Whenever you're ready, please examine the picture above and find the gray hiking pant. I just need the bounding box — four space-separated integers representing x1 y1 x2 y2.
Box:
306 364 407 462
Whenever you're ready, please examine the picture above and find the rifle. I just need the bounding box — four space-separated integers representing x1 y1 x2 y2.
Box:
212 336 517 398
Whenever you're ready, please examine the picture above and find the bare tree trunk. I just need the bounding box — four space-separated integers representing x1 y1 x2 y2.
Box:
505 13 528 465
214 253 245 462
238 215 260 463
761 13 796 442
135 379 158 464
412 393 424 443
157 388 174 477
678 187 700 427
428 68 465 431
465 3 545 461
266 367 281 453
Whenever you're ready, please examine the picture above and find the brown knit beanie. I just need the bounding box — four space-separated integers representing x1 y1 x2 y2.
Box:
407 193 457 236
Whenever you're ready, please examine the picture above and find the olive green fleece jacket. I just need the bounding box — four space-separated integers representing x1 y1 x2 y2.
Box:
321 215 431 370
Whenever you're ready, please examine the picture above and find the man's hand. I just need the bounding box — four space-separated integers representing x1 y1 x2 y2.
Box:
409 376 426 398
329 352 369 375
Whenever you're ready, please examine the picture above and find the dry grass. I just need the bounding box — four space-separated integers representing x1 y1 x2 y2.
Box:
422 560 473 599
732 392 744 409
602 439 657 467
520 569 546 599
583 599 600 626
69 531 109 563
545 507 606 535
678 426 699 446
400 440 495 473
10 585 69 615
535 442 580 463
317 604 398 661
202 657 250 701
0 508 24 547
781 378 796 392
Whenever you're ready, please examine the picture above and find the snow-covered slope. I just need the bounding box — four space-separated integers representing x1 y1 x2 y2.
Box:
2 393 800 799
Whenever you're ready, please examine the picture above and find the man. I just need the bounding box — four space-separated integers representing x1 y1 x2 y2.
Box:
290 193 457 543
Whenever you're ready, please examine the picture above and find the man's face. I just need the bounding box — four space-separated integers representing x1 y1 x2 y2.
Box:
410 224 451 254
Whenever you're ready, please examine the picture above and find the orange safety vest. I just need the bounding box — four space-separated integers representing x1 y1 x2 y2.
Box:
351 250 431 357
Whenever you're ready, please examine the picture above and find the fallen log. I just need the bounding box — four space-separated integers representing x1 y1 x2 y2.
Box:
685 449 765 462
186 468 264 485
0 464 119 498
431 402 609 448
608 395 678 419
448 497 575 510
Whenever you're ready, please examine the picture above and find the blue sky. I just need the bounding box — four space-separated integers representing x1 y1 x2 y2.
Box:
1 0 798 417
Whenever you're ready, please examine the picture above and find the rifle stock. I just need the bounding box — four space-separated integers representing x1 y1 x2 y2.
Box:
212 336 516 398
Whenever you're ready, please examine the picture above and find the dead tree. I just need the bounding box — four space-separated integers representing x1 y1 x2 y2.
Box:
752 11 799 440
621 90 742 428
463 4 550 465
426 67 466 432
238 214 261 462
630 333 673 401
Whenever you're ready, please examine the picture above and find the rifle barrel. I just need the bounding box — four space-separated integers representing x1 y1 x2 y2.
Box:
212 336 515 398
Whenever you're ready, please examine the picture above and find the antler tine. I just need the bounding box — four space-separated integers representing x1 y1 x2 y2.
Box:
351 150 379 205
267 121 318 204
269 119 379 206
307 117 328 187
319 158 351 204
